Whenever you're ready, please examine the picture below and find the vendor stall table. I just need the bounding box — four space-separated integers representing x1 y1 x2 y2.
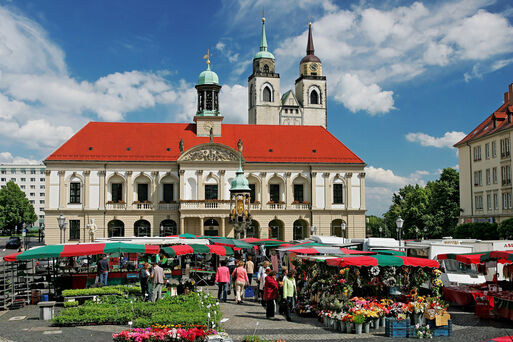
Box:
190 269 216 286
442 286 494 307
493 295 513 321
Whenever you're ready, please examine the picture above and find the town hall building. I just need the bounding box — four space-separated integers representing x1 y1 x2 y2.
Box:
43 18 366 245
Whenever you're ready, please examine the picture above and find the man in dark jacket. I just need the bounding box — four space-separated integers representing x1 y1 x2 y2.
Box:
97 255 109 285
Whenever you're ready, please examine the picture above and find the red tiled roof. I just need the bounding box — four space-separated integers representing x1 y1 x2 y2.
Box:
46 122 364 164
455 102 513 147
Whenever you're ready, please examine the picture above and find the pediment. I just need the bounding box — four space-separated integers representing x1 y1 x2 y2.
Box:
178 143 242 162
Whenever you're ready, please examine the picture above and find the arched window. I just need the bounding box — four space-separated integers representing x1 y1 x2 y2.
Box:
160 219 177 236
263 64 269 73
263 86 272 102
204 218 219 236
69 177 82 204
310 89 319 104
293 219 308 240
108 220 125 237
134 219 151 237
249 85 254 107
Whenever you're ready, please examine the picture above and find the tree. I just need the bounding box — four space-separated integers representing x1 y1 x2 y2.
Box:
383 168 460 239
0 181 37 235
454 222 499 240
366 215 388 237
498 218 513 239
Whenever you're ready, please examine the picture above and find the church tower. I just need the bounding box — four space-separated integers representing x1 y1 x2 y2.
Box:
248 16 281 125
295 23 327 128
194 54 223 137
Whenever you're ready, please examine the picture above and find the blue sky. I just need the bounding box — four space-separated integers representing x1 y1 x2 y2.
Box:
0 0 513 216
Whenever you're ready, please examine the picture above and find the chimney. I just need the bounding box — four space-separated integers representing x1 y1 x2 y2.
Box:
509 83 513 105
492 114 497 129
505 92 509 104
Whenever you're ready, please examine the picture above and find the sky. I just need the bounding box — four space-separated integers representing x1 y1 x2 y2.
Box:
0 0 513 216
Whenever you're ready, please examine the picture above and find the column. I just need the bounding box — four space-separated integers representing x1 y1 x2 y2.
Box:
197 170 204 200
179 170 185 200
152 171 159 205
99 171 106 210
346 172 352 209
84 170 90 209
260 172 267 205
179 217 185 234
285 172 292 206
359 172 366 210
311 172 317 208
323 172 331 209
220 217 225 237
219 170 225 200
58 170 65 209
200 217 205 236
126 171 133 205
44 170 51 209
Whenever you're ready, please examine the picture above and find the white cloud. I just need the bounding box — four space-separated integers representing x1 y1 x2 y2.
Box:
0 152 39 165
365 165 433 215
216 41 239 63
405 131 467 148
271 0 513 115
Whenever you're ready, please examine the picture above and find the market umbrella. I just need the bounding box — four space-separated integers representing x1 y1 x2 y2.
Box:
374 249 406 256
480 251 513 263
208 237 253 249
166 233 200 239
437 252 486 264
340 248 376 255
484 337 513 342
325 255 439 268
241 238 289 247
282 246 344 255
162 244 233 257
3 242 160 262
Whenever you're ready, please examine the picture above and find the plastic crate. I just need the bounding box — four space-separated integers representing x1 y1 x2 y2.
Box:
385 318 411 338
426 319 452 337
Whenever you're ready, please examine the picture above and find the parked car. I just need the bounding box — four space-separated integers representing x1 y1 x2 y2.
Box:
5 237 21 249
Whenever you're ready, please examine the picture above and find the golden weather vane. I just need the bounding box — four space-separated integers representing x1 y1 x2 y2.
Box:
203 49 211 65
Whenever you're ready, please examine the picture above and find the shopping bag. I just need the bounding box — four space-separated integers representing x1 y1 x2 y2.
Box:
244 286 255 298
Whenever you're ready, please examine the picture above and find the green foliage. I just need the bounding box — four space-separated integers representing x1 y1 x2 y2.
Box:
453 222 499 239
61 285 141 297
384 168 460 239
352 315 366 324
366 216 389 237
0 181 37 234
63 301 78 307
52 292 221 328
499 218 513 239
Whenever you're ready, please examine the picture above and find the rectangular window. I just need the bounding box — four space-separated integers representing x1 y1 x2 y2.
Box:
29 200 34 204
502 166 512 185
293 184 304 202
0 178 5 181
205 184 218 200
494 193 499 210
40 193 44 197
487 194 492 210
112 183 123 202
501 138 511 158
474 170 482 186
30 170 36 174
39 200 44 204
30 178 35 182
137 183 149 202
29 193 35 197
249 184 256 203
475 195 483 210
473 146 482 161
20 185 25 189
503 193 508 210
40 178 45 182
70 182 81 203
30 185 35 189
20 178 26 182
269 184 280 203
40 185 45 189
20 170 26 174
10 169 15 174
333 183 344 204
485 143 490 159
493 167 498 184
0 170 5 174
163 183 174 203
69 220 80 240
486 169 491 185
492 141 497 158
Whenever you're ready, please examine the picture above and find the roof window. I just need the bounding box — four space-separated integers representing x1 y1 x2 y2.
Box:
269 149 273 152
312 149 317 153
166 148 171 151
88 147 93 151
126 147 131 151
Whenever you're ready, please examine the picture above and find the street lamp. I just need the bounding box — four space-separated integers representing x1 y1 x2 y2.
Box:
341 221 347 238
310 225 316 236
57 214 67 244
160 224 164 237
423 227 428 240
378 226 383 237
366 217 369 237
396 216 404 247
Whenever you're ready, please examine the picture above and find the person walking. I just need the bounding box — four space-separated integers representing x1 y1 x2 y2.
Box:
245 255 255 285
97 255 109 286
263 270 278 319
257 261 270 303
215 260 230 302
140 262 151 301
282 270 297 321
231 260 249 304
150 262 165 302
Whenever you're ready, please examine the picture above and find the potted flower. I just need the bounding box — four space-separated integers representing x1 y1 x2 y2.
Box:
352 315 366 334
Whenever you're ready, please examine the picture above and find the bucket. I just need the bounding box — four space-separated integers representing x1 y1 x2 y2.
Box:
41 294 49 302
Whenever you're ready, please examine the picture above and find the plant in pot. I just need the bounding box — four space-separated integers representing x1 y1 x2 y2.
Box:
352 315 365 334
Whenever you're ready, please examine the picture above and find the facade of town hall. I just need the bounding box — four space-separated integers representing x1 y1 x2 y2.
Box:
43 19 367 245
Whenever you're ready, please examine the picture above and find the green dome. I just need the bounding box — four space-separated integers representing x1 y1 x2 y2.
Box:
231 170 250 191
254 50 275 60
198 64 219 85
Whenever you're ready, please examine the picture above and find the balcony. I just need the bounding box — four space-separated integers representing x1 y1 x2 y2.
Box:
291 202 310 210
157 202 179 210
250 203 262 210
266 202 285 210
180 200 230 210
106 202 127 210
133 202 153 210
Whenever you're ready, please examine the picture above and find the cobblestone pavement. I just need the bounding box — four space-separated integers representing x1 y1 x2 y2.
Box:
215 286 513 342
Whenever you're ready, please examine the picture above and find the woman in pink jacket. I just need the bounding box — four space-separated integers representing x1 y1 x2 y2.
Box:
231 260 249 304
215 259 230 302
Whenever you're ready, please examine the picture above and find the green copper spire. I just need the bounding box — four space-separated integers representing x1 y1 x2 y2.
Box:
198 50 219 85
254 16 275 60
230 152 251 191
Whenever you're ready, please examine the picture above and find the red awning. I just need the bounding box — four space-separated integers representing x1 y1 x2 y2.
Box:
397 256 439 268
3 252 22 262
326 256 378 267
340 248 376 255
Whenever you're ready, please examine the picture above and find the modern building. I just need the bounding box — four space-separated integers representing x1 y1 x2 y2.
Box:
455 83 513 224
43 18 367 245
0 164 46 228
